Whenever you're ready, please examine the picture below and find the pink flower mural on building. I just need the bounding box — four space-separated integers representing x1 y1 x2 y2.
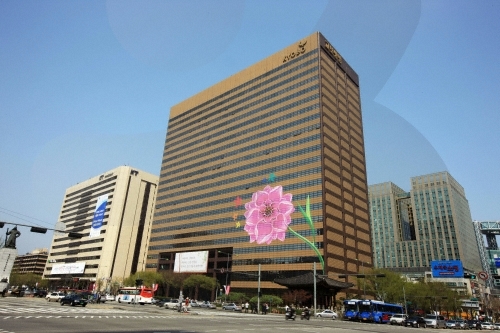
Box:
243 185 295 244
243 185 325 273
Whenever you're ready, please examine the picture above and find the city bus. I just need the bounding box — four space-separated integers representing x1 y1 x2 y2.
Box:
343 299 362 320
116 287 154 305
358 299 404 323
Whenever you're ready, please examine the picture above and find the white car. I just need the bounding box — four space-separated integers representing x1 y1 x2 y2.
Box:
479 322 493 330
315 309 338 319
390 314 408 325
46 292 65 302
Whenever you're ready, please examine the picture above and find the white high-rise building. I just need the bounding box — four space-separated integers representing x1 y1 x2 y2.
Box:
44 166 158 290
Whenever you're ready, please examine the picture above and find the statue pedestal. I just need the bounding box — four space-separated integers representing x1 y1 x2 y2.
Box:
0 247 17 282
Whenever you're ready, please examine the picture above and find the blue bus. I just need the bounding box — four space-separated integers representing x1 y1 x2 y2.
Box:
343 299 362 321
358 300 403 323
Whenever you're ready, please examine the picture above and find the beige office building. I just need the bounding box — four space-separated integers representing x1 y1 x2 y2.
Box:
44 166 158 290
148 32 371 299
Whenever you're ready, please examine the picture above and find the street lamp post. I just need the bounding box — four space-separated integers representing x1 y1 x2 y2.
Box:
355 258 370 298
218 251 231 303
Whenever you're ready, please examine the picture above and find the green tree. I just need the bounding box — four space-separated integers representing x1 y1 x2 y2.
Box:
183 274 216 300
9 272 45 289
122 271 163 289
357 268 404 302
226 291 246 304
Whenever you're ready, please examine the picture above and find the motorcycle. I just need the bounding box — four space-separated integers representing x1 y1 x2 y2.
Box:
285 309 296 320
301 310 310 320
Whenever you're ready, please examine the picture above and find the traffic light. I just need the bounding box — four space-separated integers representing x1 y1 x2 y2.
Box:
30 227 47 234
135 279 143 287
0 222 4 228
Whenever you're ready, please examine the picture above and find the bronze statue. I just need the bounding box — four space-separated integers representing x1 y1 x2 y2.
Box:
5 226 21 249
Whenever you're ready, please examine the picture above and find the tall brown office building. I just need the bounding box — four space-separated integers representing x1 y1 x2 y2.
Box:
148 32 371 299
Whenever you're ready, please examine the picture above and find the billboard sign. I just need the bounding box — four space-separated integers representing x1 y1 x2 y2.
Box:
50 262 86 275
431 260 464 278
173 251 209 273
89 194 108 238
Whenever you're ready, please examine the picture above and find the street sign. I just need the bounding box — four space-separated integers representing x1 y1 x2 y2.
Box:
478 271 488 280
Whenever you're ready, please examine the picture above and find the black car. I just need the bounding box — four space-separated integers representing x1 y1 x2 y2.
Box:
404 316 427 328
467 319 480 329
60 294 87 307
33 289 47 298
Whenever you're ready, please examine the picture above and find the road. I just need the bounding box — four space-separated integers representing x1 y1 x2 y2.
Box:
0 297 444 333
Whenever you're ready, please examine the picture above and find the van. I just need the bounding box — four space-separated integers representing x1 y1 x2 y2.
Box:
424 314 446 328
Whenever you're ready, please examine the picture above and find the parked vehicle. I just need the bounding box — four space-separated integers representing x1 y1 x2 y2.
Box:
424 314 446 328
479 321 494 330
222 303 242 311
390 313 408 325
190 300 200 307
493 322 500 330
33 290 47 298
199 301 216 309
404 316 427 328
60 294 87 307
467 319 480 329
446 320 458 329
455 319 466 329
316 309 338 319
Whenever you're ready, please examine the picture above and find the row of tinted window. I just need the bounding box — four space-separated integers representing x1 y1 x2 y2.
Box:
160 121 320 189
157 165 321 208
158 129 320 193
167 63 319 143
163 85 319 159
163 101 319 170
168 50 318 128
153 198 323 232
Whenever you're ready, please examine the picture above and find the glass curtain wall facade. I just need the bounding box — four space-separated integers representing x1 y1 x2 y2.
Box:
369 171 482 275
148 32 371 297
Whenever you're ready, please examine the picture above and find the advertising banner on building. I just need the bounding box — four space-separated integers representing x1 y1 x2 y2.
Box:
494 258 500 268
173 251 209 273
431 260 464 278
50 262 86 275
89 194 108 238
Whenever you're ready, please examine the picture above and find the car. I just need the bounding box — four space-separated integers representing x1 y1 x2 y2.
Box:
390 313 408 325
222 303 242 311
103 294 115 301
466 319 480 329
479 321 494 330
46 292 66 302
424 314 446 328
315 309 338 319
493 322 500 330
455 319 466 329
404 316 427 328
446 320 458 329
190 300 200 307
33 290 48 298
199 301 216 309
60 294 88 307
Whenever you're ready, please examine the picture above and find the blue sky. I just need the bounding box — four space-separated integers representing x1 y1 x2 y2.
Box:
1 0 499 255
